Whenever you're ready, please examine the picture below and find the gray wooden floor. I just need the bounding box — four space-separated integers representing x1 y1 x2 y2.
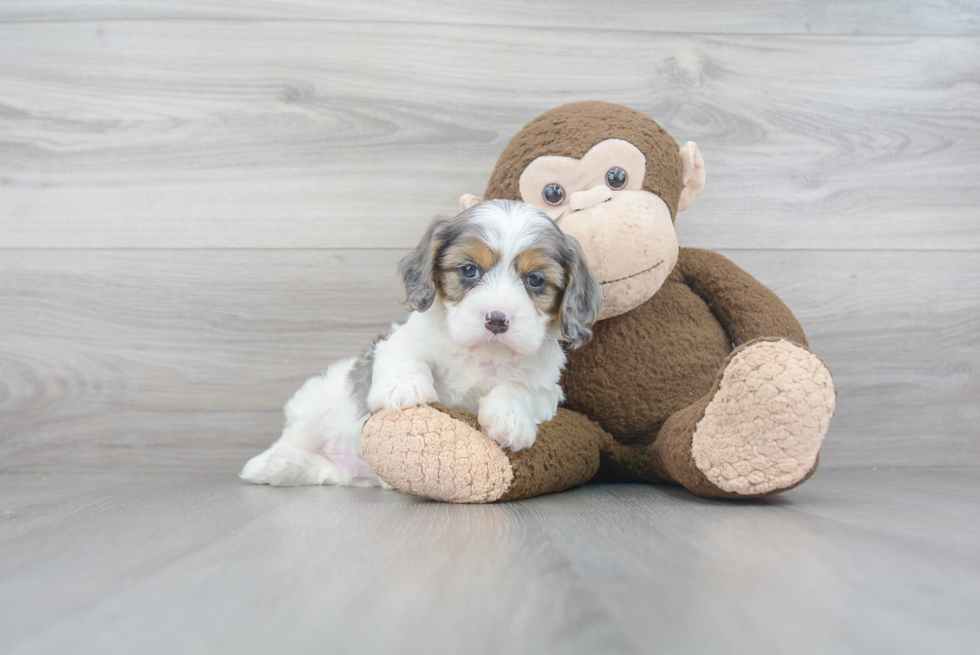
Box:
1 468 978 655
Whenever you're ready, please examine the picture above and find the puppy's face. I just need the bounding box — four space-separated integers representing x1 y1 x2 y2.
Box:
436 218 566 357
400 200 602 356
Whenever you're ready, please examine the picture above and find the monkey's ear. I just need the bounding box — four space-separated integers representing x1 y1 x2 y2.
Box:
459 194 483 211
677 141 705 212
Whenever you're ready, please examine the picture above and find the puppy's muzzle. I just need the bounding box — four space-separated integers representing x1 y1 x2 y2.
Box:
485 311 509 334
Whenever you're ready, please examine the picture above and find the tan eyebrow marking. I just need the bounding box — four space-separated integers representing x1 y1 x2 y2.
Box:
442 238 498 272
515 247 565 317
435 237 499 304
515 248 563 282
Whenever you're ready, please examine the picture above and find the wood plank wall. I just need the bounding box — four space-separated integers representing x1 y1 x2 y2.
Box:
1 2 977 473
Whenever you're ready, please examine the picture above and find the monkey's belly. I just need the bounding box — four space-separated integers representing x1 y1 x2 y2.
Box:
562 279 732 444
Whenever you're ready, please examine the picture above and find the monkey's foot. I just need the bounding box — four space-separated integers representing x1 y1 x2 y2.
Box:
362 404 605 503
362 405 514 503
690 339 836 495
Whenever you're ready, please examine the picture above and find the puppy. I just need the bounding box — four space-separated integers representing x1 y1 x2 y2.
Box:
241 199 602 487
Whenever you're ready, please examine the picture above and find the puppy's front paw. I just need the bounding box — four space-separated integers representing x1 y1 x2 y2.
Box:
368 375 439 412
478 398 537 452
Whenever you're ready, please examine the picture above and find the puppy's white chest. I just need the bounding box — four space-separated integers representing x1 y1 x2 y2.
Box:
431 354 522 414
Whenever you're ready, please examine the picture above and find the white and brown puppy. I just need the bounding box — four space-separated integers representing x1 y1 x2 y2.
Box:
241 199 602 487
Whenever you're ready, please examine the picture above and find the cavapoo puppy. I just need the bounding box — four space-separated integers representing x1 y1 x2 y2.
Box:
241 199 602 487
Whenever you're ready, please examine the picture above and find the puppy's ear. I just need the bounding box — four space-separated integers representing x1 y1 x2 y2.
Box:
398 217 446 312
558 234 602 349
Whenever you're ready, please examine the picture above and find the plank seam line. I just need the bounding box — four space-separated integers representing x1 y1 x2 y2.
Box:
0 17 976 39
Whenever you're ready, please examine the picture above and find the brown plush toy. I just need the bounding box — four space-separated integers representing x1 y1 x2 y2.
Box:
362 101 836 503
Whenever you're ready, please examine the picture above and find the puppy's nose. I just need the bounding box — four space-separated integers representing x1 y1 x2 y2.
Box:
485 311 509 334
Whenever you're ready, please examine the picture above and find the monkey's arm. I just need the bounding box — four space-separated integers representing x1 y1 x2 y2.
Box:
676 247 808 347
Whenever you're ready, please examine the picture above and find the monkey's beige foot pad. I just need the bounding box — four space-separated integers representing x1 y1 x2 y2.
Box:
362 406 514 503
691 339 836 495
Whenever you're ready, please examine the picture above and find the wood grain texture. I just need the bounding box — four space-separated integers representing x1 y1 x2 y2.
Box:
1 249 976 473
1 22 978 250
0 249 408 472
521 471 980 655
0 473 300 645
2 469 978 654
1 9 976 474
1 1 978 35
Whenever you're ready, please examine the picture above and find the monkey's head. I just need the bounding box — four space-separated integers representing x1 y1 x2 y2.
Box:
461 101 705 320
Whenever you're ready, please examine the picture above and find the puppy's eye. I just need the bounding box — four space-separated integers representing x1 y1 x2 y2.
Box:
542 183 566 206
460 264 480 279
526 273 545 289
605 167 628 190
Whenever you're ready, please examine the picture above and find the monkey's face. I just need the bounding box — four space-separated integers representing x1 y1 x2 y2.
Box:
470 103 705 321
516 139 679 320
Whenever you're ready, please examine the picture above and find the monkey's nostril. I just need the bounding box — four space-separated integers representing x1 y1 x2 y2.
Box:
485 311 509 334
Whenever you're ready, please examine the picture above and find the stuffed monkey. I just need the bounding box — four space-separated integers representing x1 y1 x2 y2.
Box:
362 101 836 502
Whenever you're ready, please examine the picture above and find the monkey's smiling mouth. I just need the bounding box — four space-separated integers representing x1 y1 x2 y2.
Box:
600 260 664 286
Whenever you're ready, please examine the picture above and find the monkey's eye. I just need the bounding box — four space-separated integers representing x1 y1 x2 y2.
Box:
605 167 628 190
526 273 545 289
542 183 566 206
460 264 481 279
